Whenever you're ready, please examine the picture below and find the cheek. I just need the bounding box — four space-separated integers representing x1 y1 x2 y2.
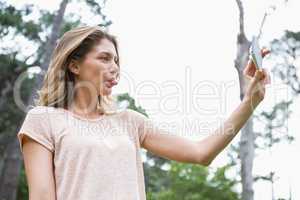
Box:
80 63 105 82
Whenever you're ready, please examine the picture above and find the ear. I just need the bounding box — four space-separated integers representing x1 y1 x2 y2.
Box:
68 60 80 75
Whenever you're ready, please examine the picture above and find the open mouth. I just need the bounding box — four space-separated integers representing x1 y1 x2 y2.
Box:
105 79 118 88
105 82 113 88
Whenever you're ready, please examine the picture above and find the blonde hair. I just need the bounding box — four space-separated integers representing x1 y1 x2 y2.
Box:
34 25 120 115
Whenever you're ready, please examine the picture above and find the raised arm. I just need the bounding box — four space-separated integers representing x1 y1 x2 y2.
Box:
142 50 270 166
21 135 56 200
142 69 268 166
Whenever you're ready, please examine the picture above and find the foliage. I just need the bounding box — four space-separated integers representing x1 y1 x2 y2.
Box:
148 162 240 200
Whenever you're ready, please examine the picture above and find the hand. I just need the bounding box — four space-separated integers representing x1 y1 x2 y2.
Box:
243 48 271 84
243 48 271 108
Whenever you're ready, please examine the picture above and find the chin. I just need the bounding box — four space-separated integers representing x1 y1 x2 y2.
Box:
101 88 112 96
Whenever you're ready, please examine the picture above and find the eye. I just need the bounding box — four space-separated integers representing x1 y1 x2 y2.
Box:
98 56 110 62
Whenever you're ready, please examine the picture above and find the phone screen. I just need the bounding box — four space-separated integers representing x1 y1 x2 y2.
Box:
250 36 263 69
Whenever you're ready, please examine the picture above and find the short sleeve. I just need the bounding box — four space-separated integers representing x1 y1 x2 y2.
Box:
126 109 162 147
17 106 54 153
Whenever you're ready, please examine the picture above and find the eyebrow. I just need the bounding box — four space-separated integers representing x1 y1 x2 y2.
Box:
97 51 118 59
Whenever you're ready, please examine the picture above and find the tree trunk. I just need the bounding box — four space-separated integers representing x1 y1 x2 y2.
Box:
0 138 23 200
239 117 255 200
234 1 255 200
0 0 68 199
28 0 69 105
0 134 14 180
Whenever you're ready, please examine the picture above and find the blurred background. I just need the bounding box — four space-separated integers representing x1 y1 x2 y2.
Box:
0 0 299 199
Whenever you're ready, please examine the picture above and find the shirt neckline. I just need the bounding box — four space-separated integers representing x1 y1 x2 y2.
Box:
57 107 108 122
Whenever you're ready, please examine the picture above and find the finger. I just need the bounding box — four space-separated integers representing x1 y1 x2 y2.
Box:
250 72 265 95
261 48 271 58
252 69 264 84
243 60 256 77
244 49 270 78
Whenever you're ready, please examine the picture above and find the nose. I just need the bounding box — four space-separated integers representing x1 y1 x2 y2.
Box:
108 64 119 81
111 61 119 72
109 65 118 74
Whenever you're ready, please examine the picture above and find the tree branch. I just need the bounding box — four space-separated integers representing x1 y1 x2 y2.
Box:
235 0 246 42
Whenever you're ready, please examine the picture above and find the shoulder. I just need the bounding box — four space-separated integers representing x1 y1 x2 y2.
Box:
24 106 51 119
122 108 151 125
25 106 63 124
18 106 55 153
27 106 64 116
124 108 147 118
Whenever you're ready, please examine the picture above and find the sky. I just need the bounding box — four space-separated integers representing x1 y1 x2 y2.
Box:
9 0 300 199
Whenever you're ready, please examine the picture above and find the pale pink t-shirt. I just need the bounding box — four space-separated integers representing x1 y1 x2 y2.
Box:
17 105 154 200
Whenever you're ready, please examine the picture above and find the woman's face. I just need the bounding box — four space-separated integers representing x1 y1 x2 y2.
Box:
72 38 119 96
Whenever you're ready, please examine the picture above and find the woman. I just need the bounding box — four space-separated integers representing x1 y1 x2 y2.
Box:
17 25 270 200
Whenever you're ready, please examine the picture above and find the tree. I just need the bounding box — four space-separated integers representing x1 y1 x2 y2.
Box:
0 1 68 199
253 30 300 200
148 162 240 200
270 31 300 95
234 1 254 199
233 1 298 200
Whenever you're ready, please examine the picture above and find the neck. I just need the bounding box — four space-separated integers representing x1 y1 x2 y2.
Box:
70 87 100 116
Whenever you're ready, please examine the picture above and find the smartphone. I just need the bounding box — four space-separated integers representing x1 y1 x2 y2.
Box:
249 36 263 69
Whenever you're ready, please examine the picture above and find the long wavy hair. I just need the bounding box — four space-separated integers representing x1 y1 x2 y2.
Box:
35 25 120 115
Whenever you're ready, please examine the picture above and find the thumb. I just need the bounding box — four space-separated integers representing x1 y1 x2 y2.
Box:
252 69 264 84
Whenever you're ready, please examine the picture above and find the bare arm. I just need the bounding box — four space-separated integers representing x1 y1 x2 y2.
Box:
194 98 254 165
142 99 254 166
142 59 269 166
21 135 56 200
